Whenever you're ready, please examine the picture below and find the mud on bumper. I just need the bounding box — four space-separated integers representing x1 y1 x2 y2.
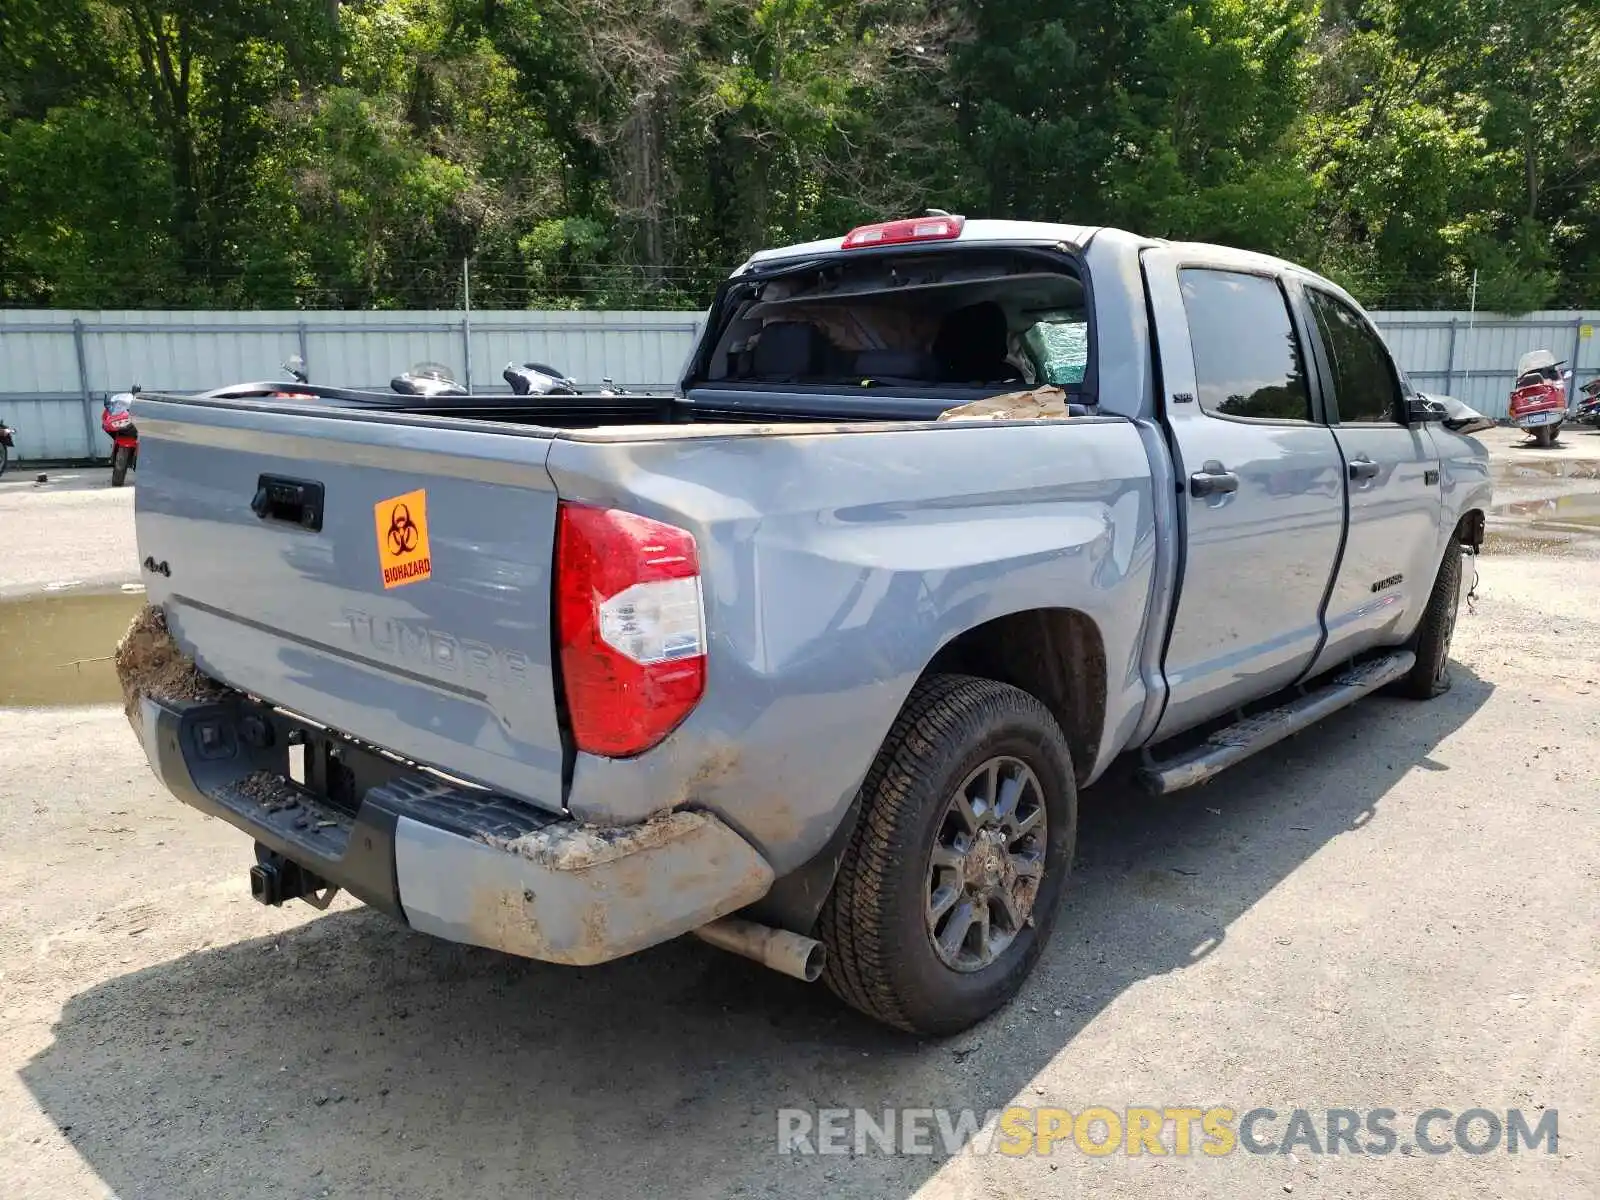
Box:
137 696 774 965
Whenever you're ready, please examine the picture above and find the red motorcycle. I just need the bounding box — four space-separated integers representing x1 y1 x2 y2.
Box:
102 386 140 487
1508 350 1571 448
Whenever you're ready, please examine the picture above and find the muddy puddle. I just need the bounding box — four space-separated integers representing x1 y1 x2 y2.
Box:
0 590 146 707
1490 491 1600 532
1491 458 1600 483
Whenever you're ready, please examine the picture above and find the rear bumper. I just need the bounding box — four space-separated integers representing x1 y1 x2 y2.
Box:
137 696 774 964
1511 408 1563 427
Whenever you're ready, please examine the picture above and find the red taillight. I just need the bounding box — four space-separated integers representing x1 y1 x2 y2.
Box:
841 215 965 250
555 503 707 757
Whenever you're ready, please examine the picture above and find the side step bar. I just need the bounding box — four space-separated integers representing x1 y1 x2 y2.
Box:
1139 650 1416 795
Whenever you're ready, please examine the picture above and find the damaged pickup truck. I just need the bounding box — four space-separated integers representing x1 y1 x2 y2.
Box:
122 217 1490 1035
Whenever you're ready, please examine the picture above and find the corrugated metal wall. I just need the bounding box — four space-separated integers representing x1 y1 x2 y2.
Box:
1375 310 1600 418
0 309 704 461
3 306 1596 460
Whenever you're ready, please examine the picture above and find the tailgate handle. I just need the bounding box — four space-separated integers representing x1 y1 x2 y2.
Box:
252 475 325 531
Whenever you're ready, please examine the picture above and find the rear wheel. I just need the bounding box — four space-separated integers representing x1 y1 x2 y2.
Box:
110 445 130 487
819 674 1077 1036
1533 424 1555 448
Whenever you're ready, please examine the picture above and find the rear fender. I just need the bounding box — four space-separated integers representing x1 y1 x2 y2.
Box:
545 418 1160 877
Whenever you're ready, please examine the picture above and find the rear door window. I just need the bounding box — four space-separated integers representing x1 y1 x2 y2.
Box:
1178 269 1312 422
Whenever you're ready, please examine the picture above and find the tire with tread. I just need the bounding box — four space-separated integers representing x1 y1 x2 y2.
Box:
1398 538 1463 699
819 673 1077 1036
111 446 129 487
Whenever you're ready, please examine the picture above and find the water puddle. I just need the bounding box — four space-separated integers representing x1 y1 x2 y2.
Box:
1491 458 1600 483
1489 492 1600 532
0 591 146 707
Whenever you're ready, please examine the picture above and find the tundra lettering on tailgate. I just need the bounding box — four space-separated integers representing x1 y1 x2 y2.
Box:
342 609 534 688
375 489 433 588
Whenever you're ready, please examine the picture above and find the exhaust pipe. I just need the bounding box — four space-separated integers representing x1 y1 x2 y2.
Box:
693 917 826 983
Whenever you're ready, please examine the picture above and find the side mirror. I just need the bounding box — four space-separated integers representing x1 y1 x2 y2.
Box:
1405 397 1445 424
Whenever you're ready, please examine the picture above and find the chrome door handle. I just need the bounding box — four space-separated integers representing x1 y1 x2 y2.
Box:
1348 458 1380 482
1189 468 1239 498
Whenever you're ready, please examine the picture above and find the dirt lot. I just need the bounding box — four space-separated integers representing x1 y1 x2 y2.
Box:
2 433 1598 1199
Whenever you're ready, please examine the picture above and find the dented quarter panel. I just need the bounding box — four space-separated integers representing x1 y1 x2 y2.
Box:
547 418 1159 875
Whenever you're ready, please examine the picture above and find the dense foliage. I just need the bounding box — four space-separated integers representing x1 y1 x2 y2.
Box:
2 0 1597 310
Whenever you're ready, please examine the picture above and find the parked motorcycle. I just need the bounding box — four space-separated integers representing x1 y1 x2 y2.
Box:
269 355 318 400
1576 378 1600 427
103 387 140 487
503 361 579 397
0 415 14 478
502 362 632 397
1508 350 1571 447
390 362 468 398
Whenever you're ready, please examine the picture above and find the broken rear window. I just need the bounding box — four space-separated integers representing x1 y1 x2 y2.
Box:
704 251 1090 393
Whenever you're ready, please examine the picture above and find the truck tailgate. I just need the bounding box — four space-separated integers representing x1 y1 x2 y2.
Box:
133 395 568 810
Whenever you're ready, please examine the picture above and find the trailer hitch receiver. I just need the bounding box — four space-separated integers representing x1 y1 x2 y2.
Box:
250 846 341 910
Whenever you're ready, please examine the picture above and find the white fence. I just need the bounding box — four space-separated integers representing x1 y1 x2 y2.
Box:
1378 310 1600 418
0 309 704 460
2 306 1597 461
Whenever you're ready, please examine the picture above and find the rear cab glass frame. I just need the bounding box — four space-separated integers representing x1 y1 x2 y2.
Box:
684 242 1102 413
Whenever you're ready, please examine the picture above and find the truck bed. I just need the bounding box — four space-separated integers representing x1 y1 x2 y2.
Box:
196 381 1077 429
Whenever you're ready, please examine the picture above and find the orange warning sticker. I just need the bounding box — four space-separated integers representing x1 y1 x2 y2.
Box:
374 488 432 588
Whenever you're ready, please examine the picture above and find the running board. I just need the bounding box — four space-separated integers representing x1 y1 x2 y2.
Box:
1139 650 1416 795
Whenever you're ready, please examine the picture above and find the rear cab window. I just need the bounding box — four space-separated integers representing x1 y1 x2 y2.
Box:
695 249 1093 401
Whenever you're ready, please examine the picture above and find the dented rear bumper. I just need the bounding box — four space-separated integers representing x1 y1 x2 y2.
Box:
136 695 774 964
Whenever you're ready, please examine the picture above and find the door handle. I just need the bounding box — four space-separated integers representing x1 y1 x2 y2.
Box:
1348 458 1380 482
1188 466 1240 498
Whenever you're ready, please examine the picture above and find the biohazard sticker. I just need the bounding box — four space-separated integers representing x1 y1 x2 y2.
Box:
375 488 432 588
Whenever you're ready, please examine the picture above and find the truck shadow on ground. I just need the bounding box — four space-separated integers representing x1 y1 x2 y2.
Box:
24 669 1492 1200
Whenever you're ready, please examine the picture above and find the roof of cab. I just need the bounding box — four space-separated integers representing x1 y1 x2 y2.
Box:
735 219 1361 311
739 219 1106 272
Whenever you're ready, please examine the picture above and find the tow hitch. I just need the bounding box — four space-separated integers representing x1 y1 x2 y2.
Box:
250 845 341 910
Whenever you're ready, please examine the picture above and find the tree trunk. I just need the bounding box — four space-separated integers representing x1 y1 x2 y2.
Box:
1525 127 1539 220
618 99 664 283
328 0 343 84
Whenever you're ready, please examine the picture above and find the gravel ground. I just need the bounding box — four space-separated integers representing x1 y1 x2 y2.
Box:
1 432 1597 1200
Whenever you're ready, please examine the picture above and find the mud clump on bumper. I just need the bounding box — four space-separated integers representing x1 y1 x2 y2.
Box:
479 809 710 871
114 604 222 731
